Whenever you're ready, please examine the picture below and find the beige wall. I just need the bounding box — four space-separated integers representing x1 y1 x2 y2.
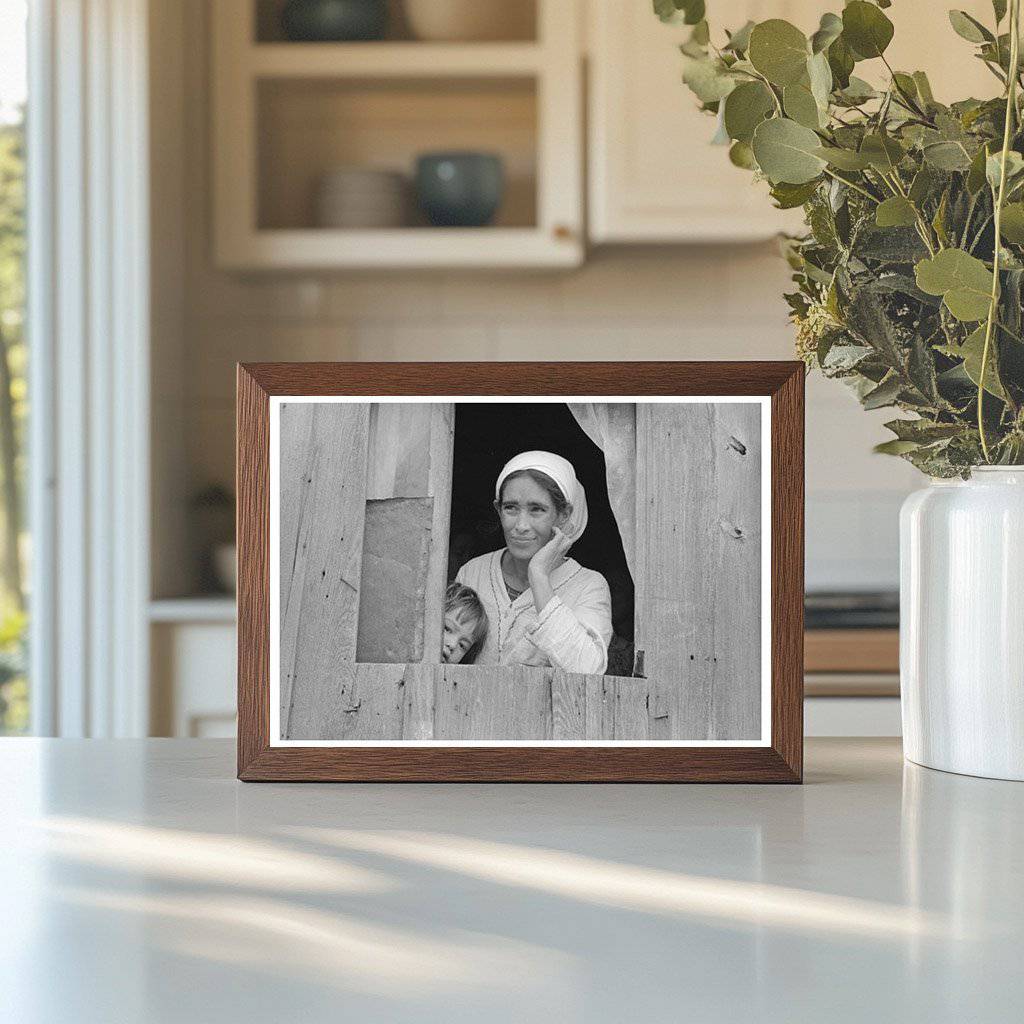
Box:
151 0 920 598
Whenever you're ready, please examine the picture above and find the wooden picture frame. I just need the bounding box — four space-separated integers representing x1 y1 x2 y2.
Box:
237 362 804 782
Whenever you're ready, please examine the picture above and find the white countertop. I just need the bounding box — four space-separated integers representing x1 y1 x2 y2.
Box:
2 738 1022 1023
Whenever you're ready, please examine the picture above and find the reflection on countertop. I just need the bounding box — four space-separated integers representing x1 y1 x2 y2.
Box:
1 738 1022 1022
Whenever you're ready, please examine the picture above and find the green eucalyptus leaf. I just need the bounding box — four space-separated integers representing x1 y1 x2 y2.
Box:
836 76 878 105
923 141 973 171
681 0 705 25
958 324 1007 398
752 116 827 184
993 0 1008 24
986 150 1024 190
932 190 951 247
724 20 756 53
875 196 918 228
892 72 919 102
783 83 822 128
874 439 921 455
810 12 843 54
723 81 775 143
654 0 705 25
691 19 710 45
842 1 894 60
728 140 758 169
915 248 994 321
770 179 821 208
682 55 737 103
948 10 994 44
912 71 935 105
814 145 872 170
748 19 810 87
807 51 833 111
967 142 993 193
909 165 936 205
653 0 677 23
828 36 855 89
885 419 963 443
860 133 905 172
862 374 903 410
1000 202 1024 242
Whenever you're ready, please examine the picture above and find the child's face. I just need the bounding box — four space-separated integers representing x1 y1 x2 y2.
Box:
442 610 478 665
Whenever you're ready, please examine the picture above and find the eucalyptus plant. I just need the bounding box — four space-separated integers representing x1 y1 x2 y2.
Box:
659 0 1024 475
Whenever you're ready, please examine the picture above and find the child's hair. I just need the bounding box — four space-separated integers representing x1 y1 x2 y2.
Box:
444 581 488 643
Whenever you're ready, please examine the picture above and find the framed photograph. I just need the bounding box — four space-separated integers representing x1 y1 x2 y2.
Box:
237 362 804 782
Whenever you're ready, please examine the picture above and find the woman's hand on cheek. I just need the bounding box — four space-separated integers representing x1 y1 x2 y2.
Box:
527 526 573 583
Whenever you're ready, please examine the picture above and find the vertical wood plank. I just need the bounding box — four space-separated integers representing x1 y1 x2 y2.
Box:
279 401 370 739
365 403 432 499
550 671 586 740
400 663 437 740
300 663 406 741
433 665 552 740
712 402 762 740
423 403 455 664
585 676 649 740
635 402 761 740
355 497 433 663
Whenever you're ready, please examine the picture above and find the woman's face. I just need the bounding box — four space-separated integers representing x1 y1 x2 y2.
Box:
497 475 568 560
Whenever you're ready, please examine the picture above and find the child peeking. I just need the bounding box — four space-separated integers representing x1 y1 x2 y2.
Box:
442 581 489 665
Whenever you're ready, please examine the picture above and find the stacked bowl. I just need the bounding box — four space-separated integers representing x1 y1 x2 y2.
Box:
314 167 409 228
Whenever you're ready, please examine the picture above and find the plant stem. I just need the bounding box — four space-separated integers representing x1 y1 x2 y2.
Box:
979 0 1021 462
821 167 879 203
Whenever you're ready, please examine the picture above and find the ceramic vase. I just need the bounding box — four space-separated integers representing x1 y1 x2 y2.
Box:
900 467 1024 781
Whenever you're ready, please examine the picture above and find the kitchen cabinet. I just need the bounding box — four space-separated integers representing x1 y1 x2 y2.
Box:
211 0 583 269
587 0 999 244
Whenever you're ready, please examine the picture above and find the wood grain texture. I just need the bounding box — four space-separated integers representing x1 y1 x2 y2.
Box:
365 403 432 500
423 404 455 665
635 402 761 741
434 664 553 741
804 629 899 674
278 401 370 739
355 497 433 663
237 362 804 782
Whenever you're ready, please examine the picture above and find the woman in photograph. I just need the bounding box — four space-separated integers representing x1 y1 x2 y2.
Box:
454 450 613 675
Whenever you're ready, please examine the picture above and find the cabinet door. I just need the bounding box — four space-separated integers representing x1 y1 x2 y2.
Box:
588 1 813 243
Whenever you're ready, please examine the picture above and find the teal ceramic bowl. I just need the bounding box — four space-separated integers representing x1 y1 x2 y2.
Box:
415 152 505 227
280 0 388 42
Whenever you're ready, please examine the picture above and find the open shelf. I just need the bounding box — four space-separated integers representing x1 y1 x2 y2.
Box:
257 76 537 232
249 42 544 77
213 0 581 268
254 0 538 45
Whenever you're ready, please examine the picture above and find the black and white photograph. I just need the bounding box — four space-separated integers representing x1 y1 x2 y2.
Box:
271 397 769 745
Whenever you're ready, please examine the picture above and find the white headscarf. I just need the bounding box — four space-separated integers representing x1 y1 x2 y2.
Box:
494 450 589 546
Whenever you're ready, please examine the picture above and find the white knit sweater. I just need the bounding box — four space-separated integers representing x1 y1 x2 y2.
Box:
455 549 613 675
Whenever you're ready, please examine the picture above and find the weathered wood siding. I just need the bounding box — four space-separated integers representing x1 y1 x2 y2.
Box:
635 401 761 741
279 401 370 739
356 403 454 665
355 497 433 663
295 663 652 741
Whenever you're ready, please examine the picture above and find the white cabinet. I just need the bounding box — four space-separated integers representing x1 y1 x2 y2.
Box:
586 0 998 244
212 0 584 269
588 1 812 243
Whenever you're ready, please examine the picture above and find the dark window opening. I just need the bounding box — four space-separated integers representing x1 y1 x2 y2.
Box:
448 402 635 676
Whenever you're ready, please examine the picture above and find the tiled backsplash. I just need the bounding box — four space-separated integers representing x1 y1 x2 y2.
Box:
172 249 918 594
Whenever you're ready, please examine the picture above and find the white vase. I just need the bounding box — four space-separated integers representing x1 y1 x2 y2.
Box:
900 467 1024 780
